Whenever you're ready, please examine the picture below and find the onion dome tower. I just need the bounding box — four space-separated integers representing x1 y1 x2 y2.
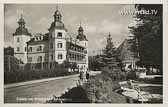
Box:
13 15 31 36
13 15 31 63
76 24 88 41
48 6 67 31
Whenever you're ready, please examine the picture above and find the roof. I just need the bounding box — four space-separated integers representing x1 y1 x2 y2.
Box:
76 25 88 41
76 34 88 41
13 27 31 36
117 39 139 62
48 21 67 31
13 16 31 36
66 41 85 49
27 33 49 44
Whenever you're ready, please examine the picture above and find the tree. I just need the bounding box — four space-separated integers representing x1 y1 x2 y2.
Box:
4 47 14 56
88 55 103 71
129 4 162 72
101 33 120 69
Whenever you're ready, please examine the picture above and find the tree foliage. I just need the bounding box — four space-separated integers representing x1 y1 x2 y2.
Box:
129 4 162 71
100 33 121 71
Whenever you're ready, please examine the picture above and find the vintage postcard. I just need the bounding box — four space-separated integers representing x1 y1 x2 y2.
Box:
1 0 167 105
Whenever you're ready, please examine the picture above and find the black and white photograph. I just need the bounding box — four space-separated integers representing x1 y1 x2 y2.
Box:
3 4 163 103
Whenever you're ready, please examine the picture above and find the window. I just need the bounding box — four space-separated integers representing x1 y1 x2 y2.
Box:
57 32 62 38
17 37 20 42
50 64 52 69
39 46 42 51
69 53 72 59
25 47 27 52
58 54 63 59
28 57 32 63
50 54 53 60
29 47 32 52
17 47 20 52
57 43 62 48
50 43 53 49
37 46 42 51
35 37 38 41
56 16 60 20
72 54 74 59
38 56 42 62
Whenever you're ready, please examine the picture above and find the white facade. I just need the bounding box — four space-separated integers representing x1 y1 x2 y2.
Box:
53 29 67 64
13 8 89 72
13 35 30 63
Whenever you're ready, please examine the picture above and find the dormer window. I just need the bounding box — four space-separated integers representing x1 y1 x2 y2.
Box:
35 37 38 41
41 36 43 40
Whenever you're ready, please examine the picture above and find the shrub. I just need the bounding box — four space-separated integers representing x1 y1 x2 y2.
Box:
126 71 136 80
101 66 127 81
82 73 128 103
4 62 78 84
47 86 90 103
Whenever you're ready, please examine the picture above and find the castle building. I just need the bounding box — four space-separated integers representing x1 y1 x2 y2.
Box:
13 8 88 72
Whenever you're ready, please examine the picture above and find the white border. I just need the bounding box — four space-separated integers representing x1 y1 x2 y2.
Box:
0 0 164 4
0 0 167 106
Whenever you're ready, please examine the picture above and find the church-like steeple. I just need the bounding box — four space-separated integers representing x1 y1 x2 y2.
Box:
18 14 25 27
107 32 112 43
106 32 114 51
76 22 88 41
53 5 62 22
49 5 66 31
13 15 31 36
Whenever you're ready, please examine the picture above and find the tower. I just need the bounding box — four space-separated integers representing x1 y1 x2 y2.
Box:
48 6 67 64
106 33 114 50
76 24 88 47
13 15 31 63
76 24 88 70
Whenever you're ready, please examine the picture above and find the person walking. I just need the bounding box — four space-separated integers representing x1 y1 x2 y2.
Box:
86 69 90 81
79 71 84 81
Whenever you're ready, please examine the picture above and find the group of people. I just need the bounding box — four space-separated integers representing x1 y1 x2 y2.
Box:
79 69 90 81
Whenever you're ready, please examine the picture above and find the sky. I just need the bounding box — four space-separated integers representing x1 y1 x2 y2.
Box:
4 4 136 56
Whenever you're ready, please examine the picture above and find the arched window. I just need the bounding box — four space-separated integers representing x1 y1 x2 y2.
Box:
29 47 32 52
